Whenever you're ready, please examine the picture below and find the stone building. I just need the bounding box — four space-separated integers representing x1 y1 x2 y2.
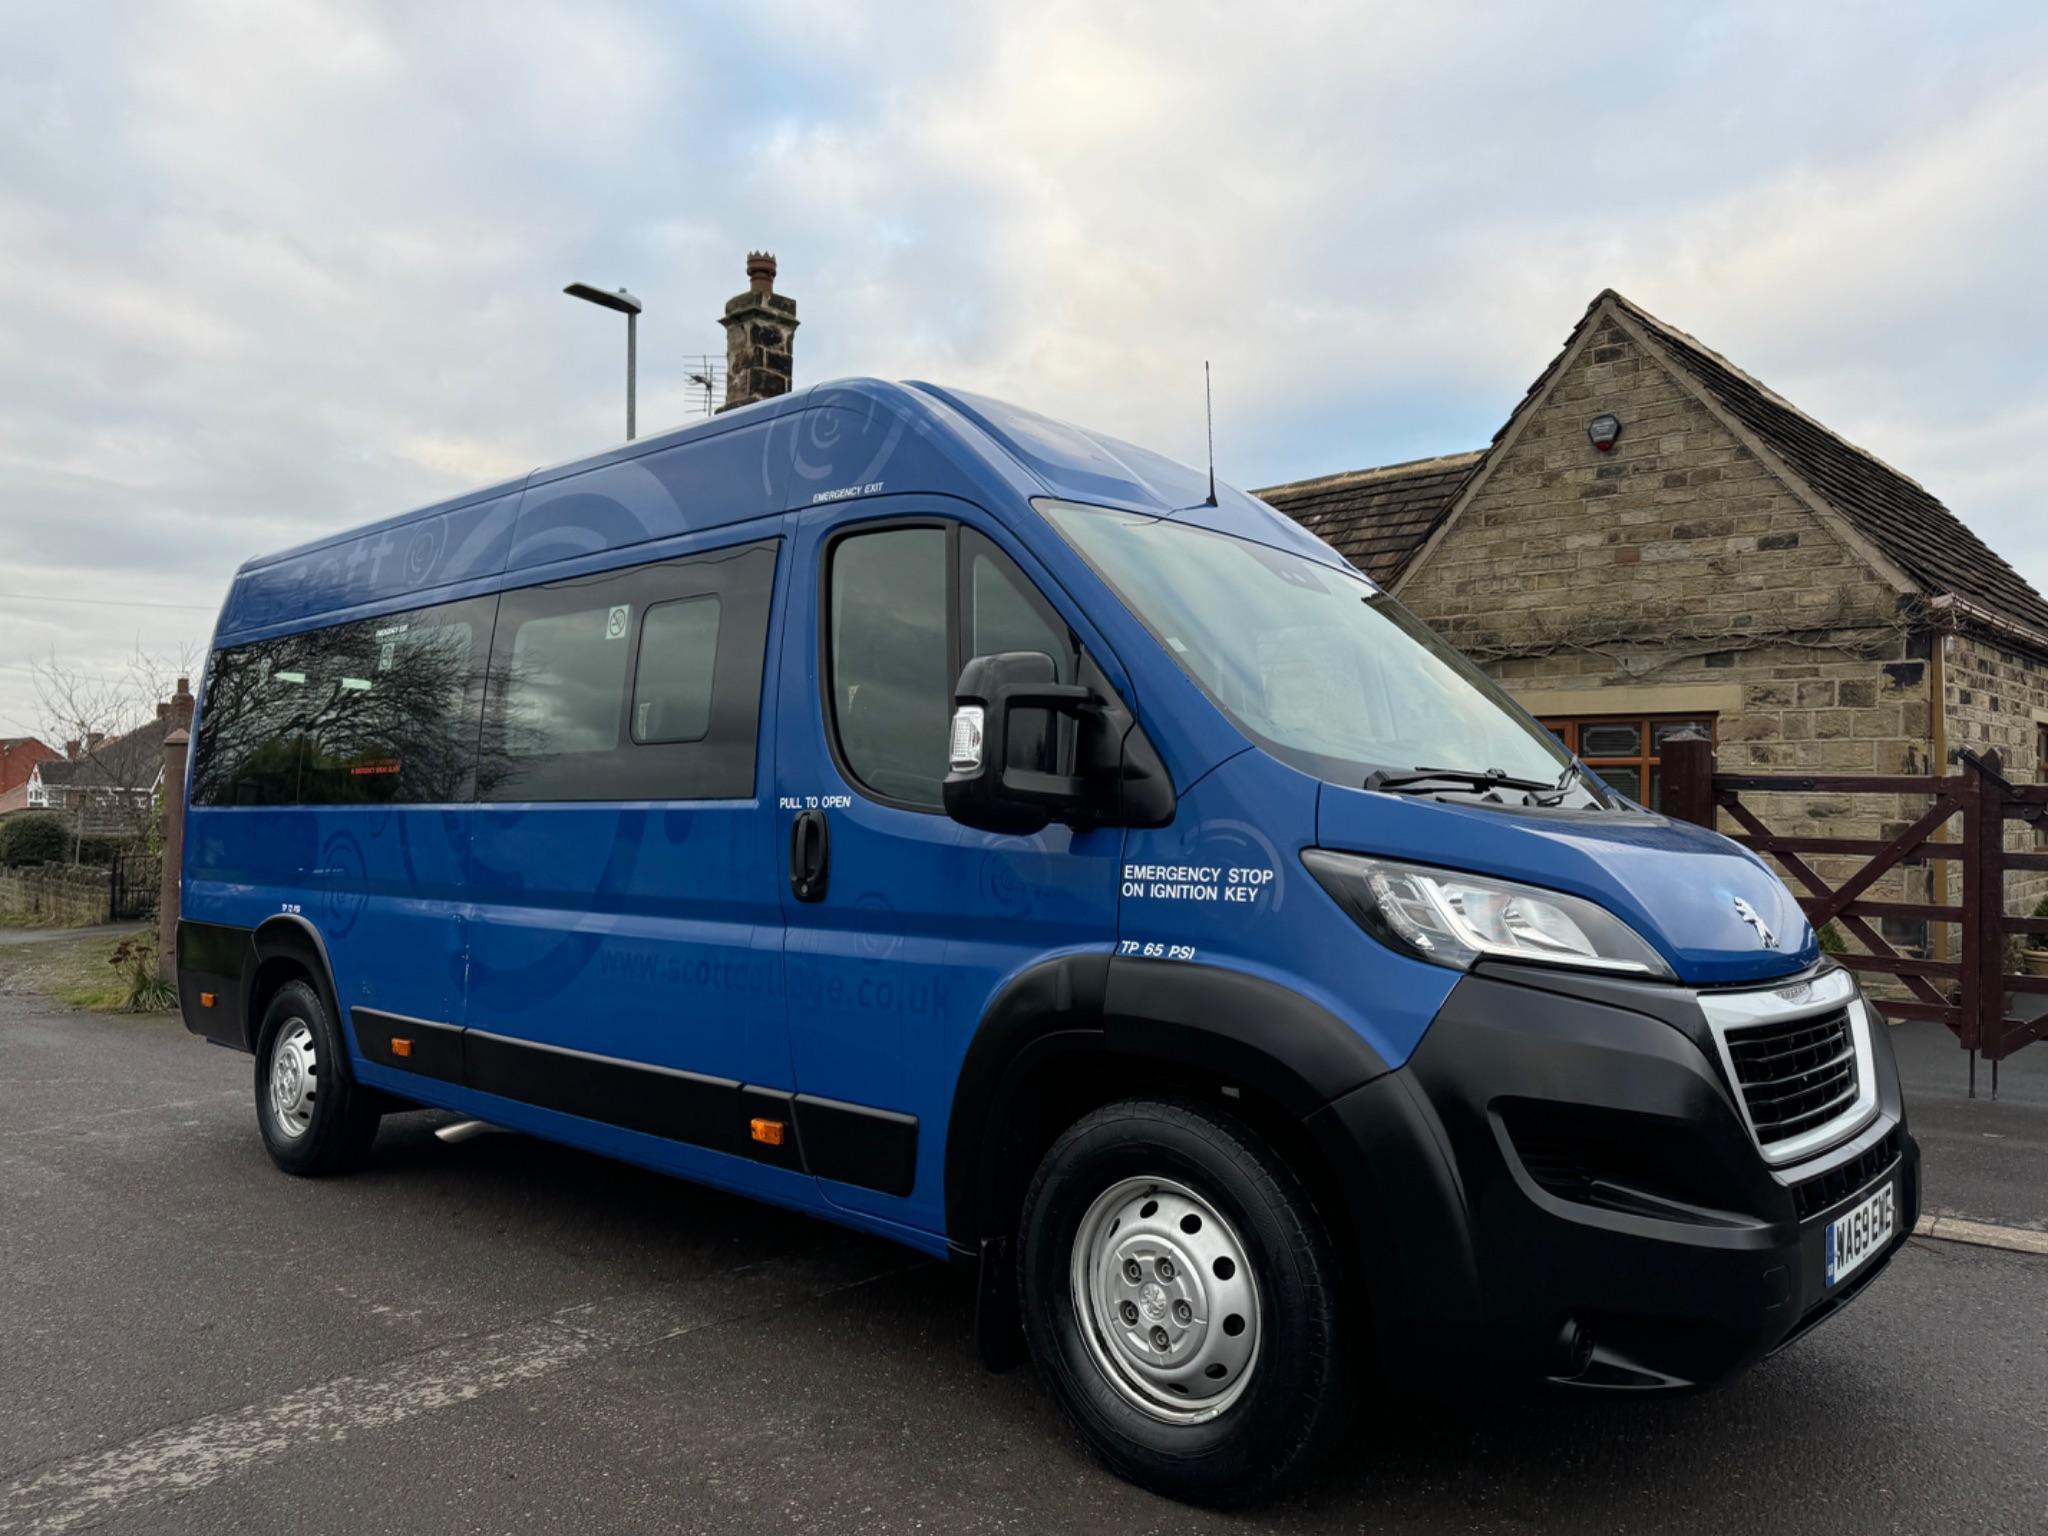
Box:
1258 291 2048 948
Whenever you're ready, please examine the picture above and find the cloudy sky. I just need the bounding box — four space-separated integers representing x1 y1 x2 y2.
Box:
3 1 2045 737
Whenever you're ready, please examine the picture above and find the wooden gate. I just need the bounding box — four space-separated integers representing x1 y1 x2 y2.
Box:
1662 736 2048 1095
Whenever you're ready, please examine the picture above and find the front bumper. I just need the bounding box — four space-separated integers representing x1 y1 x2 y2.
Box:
1305 960 1919 1391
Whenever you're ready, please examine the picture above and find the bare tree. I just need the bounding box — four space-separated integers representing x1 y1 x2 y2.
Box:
31 643 198 859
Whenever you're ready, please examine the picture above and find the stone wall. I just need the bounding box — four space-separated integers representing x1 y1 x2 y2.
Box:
1945 631 2048 919
0 864 113 926
1395 309 1938 940
1400 310 1911 675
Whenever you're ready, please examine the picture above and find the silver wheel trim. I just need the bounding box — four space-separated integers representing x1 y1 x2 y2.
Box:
1068 1174 1263 1425
267 1021 318 1139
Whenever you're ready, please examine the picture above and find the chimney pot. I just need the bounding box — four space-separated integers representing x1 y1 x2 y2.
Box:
746 251 777 294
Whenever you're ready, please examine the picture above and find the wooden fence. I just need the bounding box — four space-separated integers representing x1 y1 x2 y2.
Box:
1662 735 2048 1095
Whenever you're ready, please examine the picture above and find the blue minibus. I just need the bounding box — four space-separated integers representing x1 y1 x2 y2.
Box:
178 380 1917 1504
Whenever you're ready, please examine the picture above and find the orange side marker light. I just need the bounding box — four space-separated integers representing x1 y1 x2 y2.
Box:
199 992 216 1008
391 1037 413 1059
749 1117 786 1147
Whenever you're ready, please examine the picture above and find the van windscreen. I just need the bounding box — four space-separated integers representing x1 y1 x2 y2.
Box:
1043 500 1594 799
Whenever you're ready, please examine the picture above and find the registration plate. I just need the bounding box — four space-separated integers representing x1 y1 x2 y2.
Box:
1825 1181 1896 1288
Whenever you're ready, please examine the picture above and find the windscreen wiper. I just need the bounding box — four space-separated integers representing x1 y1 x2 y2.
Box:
1364 765 1560 796
1548 758 1607 805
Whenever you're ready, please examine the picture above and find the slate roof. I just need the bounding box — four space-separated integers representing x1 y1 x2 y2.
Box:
1601 292 2048 639
1256 291 2048 642
1254 451 1483 584
35 717 167 794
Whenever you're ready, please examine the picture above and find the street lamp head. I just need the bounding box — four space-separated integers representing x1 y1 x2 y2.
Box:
564 281 643 315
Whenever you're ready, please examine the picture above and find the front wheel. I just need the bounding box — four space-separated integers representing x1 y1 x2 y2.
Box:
1017 1097 1347 1505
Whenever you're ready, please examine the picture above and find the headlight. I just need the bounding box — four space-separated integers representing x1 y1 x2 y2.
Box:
1301 850 1674 978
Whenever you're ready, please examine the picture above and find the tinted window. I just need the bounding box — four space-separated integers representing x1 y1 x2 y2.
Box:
479 540 777 802
299 602 491 803
505 607 629 756
632 597 720 744
963 528 1074 678
829 527 951 808
192 595 491 806
826 524 1078 809
962 528 1077 774
190 639 311 806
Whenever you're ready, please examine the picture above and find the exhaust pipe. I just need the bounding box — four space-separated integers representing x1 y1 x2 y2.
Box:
1552 1319 1595 1379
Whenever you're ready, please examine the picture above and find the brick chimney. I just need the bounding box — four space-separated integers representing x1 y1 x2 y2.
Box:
65 739 79 761
85 731 105 754
718 251 799 411
170 676 194 733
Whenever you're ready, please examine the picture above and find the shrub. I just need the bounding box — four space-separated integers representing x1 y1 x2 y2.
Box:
1817 921 1848 956
108 932 177 1013
0 814 67 867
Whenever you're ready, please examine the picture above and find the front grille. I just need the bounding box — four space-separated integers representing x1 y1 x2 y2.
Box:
1791 1128 1901 1223
1722 1005 1861 1149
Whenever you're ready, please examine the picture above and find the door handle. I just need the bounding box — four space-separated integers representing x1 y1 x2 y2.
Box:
790 809 830 903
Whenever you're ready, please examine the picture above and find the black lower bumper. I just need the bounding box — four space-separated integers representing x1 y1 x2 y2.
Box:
1305 961 1919 1392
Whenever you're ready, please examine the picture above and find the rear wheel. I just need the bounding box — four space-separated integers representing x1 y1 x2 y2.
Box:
254 979 381 1176
1017 1096 1346 1505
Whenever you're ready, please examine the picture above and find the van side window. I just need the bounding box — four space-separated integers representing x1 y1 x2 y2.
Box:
826 523 1078 810
191 594 493 807
829 526 952 809
632 596 721 744
479 539 777 802
189 637 312 806
299 600 493 804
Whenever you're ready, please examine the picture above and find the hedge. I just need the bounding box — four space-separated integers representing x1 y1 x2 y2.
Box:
0 814 67 867
0 815 142 868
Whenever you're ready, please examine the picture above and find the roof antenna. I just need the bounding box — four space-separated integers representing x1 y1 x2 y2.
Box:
1204 360 1218 506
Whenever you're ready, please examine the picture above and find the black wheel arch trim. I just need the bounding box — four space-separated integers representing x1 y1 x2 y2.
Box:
250 914 346 1056
944 954 1393 1249
176 914 345 1057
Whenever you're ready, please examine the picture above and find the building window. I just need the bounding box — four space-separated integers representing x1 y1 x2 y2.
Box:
1540 714 1717 809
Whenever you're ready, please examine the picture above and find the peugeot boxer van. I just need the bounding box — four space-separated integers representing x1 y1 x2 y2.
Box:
178 380 1917 1504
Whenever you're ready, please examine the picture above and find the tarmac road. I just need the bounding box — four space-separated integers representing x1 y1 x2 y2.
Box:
2 996 2044 1535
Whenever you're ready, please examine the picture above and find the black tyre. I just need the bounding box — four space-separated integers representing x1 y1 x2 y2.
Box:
254 979 381 1176
1017 1096 1346 1505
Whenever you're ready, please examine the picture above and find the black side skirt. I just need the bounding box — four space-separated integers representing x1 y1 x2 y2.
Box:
355 1009 918 1198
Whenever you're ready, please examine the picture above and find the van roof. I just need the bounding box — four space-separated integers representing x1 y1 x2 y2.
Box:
218 379 1338 640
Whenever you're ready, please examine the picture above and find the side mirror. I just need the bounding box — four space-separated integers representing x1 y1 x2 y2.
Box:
943 651 1097 835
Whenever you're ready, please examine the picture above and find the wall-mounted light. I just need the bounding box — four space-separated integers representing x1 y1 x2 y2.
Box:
1587 414 1622 453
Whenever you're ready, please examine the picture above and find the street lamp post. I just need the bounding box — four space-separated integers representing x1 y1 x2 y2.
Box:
563 282 643 440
